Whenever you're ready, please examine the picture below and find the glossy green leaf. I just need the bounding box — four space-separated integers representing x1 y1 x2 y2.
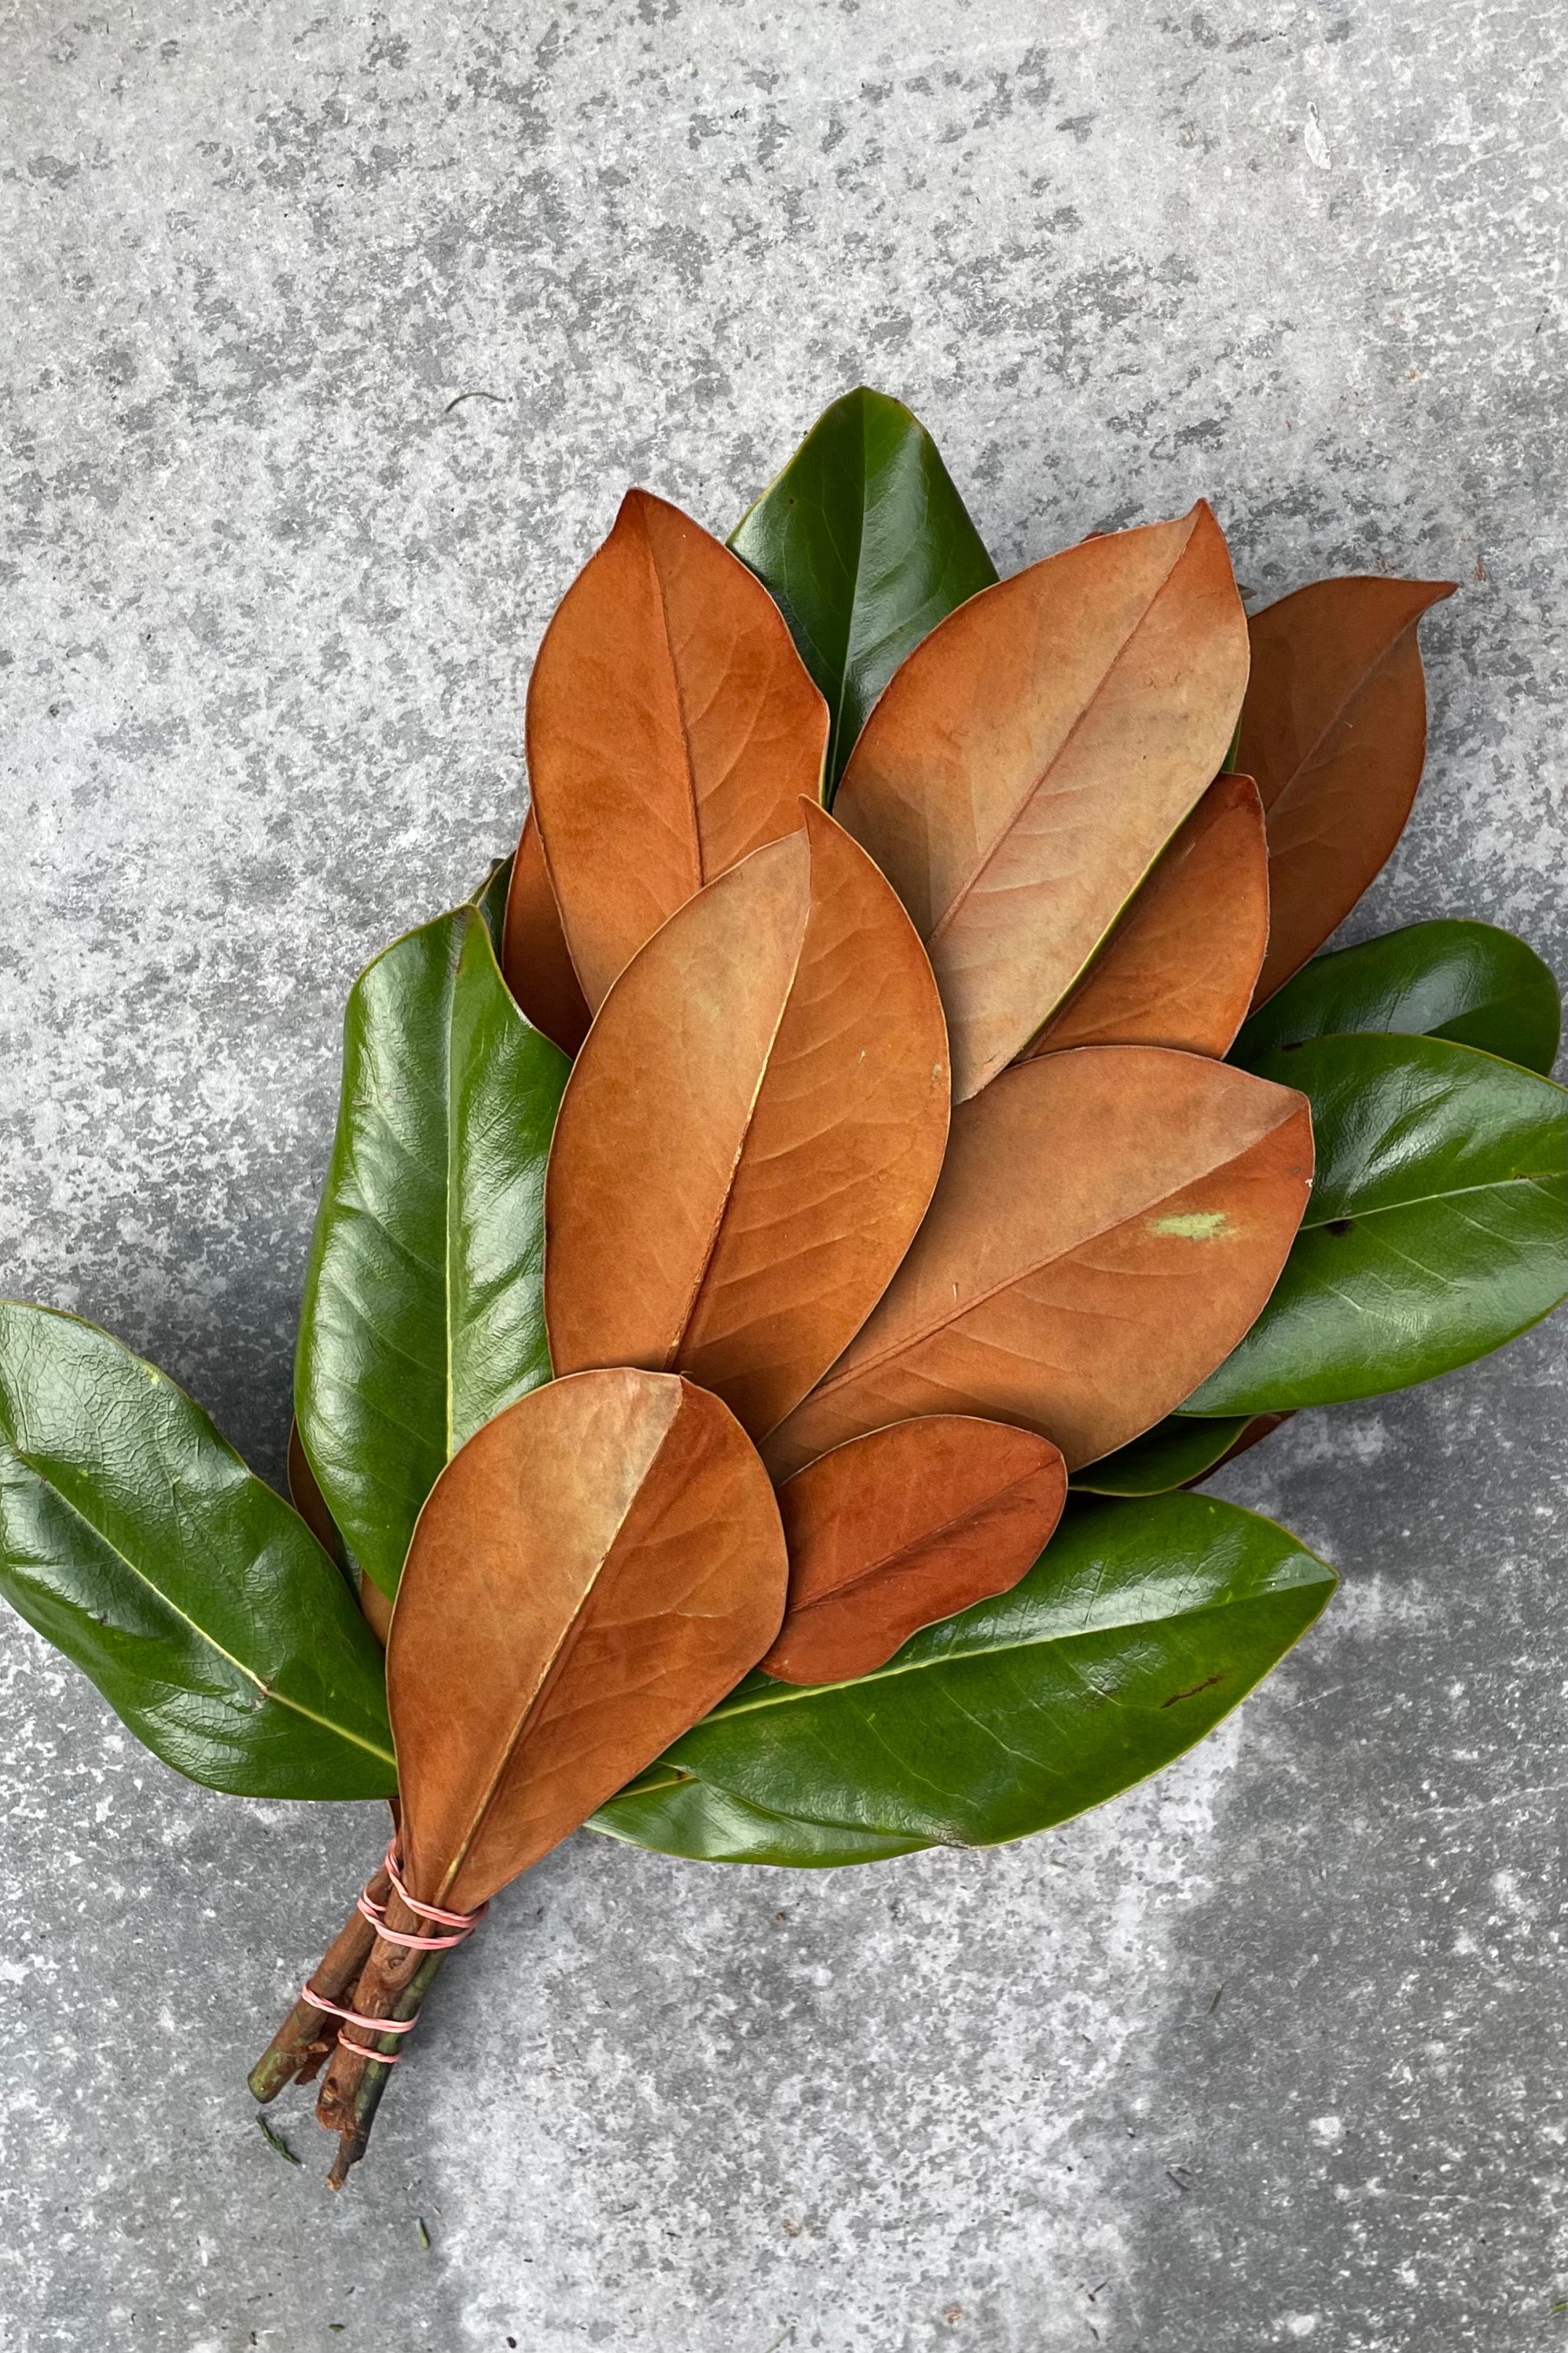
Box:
1188 1035 1567 1414
1071 1414 1254 1496
1234 920 1562 1075
470 851 514 961
592 1492 1333 1858
593 1768 930 1868
729 386 997 791
0 1303 395 1799
297 905 569 1596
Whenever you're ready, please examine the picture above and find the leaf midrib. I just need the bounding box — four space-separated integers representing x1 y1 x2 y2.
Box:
796 1087 1302 1409
1265 600 1436 818
925 514 1198 959
430 1393 680 1905
642 502 708 888
666 857 810 1368
826 400 872 780
784 1460 1055 1622
0 1435 395 1770
692 1553 1333 1726
1303 1162 1564 1228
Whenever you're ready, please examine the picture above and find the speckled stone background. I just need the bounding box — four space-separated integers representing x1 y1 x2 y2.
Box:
2 3 1564 2347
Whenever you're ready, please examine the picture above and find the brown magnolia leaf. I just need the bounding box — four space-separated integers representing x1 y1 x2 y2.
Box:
765 1044 1313 1480
527 487 830 1012
389 1369 786 1911
1024 774 1269 1061
545 801 951 1440
1240 575 1455 1004
761 1416 1067 1686
501 808 591 1057
832 502 1250 1101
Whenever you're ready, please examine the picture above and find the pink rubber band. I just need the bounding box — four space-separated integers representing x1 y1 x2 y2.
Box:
299 1981 417 2062
295 1844 487 2068
384 1842 488 1932
354 1888 469 1950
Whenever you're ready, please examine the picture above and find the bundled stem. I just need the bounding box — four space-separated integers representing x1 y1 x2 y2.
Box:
315 1879 433 2134
324 1947 450 2190
248 1863 392 2103
251 1822 478 2185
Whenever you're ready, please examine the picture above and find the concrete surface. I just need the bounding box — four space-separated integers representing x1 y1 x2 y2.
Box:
2 3 1564 2347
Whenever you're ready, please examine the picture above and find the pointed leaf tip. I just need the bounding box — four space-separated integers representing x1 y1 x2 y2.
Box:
729 392 997 788
1241 574 1456 1003
1026 773 1269 1061
527 488 829 1011
501 811 591 1057
834 506 1250 1099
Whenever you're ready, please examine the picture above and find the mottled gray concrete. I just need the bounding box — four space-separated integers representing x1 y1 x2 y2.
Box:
2 3 1563 2347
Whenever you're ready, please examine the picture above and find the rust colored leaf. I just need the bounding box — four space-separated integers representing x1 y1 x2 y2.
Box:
765 1045 1313 1480
501 810 591 1057
389 1369 786 1910
762 1416 1067 1686
527 488 830 1011
832 503 1250 1101
1240 575 1455 1005
545 801 951 1441
1024 774 1269 1061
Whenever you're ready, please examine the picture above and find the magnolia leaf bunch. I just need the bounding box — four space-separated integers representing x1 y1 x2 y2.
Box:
2 390 1562 2188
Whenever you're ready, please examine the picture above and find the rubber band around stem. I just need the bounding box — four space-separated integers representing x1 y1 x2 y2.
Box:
298 1841 487 2064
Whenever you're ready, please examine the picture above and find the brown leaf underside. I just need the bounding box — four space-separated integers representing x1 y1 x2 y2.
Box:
1240 574 1454 1004
501 810 591 1057
1025 773 1269 1061
526 487 829 1012
389 1370 787 1912
763 1414 1067 1685
833 502 1250 1100
545 802 951 1440
765 1044 1313 1480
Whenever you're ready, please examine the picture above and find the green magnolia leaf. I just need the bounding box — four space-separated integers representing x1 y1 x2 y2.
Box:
592 1492 1333 1859
1234 920 1562 1075
593 1767 929 1868
729 385 997 792
1071 1414 1254 1496
1188 1035 1568 1414
0 1303 395 1800
297 904 569 1596
470 851 514 961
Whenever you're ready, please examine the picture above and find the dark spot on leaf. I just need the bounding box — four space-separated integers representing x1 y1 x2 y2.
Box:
1325 1217 1354 1236
1161 1671 1225 1708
